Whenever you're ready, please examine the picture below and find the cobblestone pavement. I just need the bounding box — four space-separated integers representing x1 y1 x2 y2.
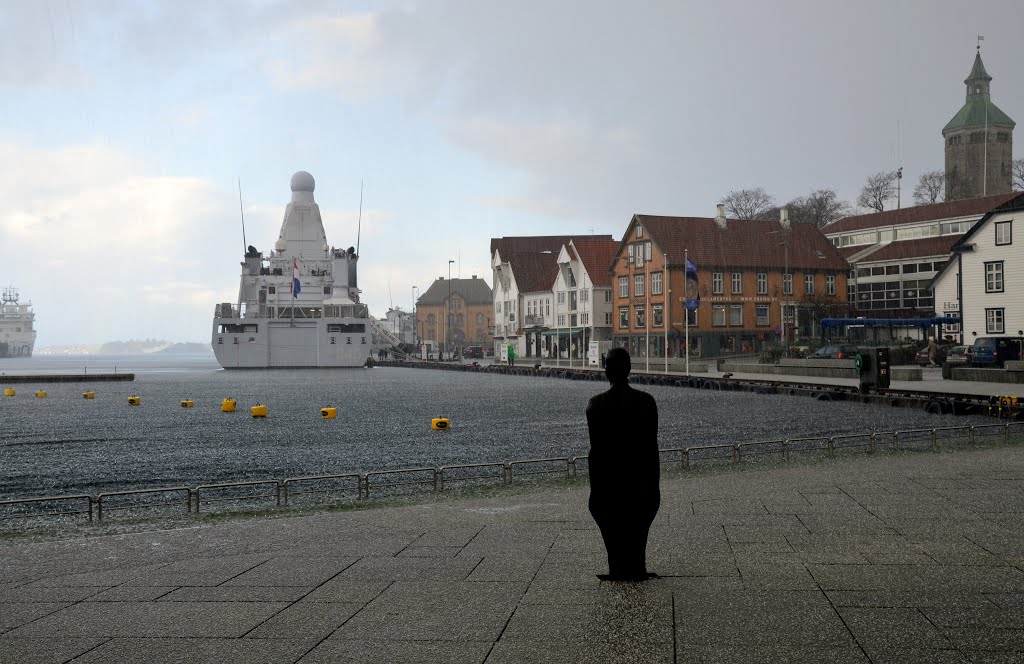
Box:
3 445 1024 663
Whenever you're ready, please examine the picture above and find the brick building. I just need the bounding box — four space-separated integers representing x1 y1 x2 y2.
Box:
611 208 849 359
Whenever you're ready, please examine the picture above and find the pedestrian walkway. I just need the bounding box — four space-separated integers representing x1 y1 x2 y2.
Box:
3 445 1024 663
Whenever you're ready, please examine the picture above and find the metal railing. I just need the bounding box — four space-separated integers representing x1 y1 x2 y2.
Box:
3 422 1024 525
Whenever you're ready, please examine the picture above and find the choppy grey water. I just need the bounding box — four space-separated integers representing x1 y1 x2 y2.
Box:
0 354 983 499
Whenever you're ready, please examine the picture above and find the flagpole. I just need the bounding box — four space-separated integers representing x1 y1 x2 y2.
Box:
663 252 669 374
685 249 690 377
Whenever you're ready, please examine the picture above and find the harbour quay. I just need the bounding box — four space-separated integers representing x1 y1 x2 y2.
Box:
0 373 133 384
2 442 1024 662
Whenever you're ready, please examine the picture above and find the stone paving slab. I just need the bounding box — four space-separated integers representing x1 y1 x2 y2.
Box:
4 445 1024 662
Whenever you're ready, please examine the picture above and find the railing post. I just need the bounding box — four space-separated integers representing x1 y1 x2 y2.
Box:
827 437 835 457
931 429 937 450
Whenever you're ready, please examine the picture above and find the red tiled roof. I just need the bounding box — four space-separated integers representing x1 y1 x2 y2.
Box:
568 237 619 287
847 236 959 264
633 216 848 272
825 193 1022 234
491 235 615 293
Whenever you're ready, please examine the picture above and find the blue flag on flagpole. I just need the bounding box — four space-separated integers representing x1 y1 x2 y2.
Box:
684 256 700 310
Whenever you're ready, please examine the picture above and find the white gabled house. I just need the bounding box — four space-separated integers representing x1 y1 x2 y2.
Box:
490 235 616 360
932 196 1024 342
550 239 618 361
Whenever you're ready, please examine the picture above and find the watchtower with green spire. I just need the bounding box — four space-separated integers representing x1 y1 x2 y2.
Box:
942 48 1015 200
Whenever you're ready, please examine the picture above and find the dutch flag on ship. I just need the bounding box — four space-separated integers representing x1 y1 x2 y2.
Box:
291 258 301 297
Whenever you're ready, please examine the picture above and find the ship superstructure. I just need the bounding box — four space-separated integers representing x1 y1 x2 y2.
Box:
0 287 36 358
211 171 374 368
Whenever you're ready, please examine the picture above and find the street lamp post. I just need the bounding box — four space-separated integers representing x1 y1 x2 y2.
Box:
412 285 419 347
448 259 454 361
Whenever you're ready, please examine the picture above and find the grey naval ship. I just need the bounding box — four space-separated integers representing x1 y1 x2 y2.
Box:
212 171 387 368
0 287 36 358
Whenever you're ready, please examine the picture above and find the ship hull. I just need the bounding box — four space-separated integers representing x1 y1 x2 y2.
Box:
212 317 371 369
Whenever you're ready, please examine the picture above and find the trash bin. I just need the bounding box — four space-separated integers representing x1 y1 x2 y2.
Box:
942 361 953 380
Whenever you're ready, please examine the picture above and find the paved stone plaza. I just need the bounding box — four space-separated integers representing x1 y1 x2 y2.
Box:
3 445 1024 663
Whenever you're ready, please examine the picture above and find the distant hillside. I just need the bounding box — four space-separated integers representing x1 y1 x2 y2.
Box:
98 339 211 355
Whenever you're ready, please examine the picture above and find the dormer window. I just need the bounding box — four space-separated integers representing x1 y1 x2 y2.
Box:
636 226 643 239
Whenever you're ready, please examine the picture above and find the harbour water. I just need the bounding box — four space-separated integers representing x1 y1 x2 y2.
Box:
0 355 986 500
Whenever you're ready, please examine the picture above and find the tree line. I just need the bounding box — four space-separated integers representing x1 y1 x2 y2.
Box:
720 158 1024 228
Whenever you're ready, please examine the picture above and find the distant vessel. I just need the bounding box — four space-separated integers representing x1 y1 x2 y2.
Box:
211 171 384 368
0 287 36 358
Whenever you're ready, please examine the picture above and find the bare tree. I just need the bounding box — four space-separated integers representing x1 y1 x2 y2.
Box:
786 189 853 228
1013 158 1024 192
719 187 775 220
913 170 945 205
856 171 898 212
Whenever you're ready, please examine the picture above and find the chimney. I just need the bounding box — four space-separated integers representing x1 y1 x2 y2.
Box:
779 207 790 230
471 275 477 279
715 204 727 229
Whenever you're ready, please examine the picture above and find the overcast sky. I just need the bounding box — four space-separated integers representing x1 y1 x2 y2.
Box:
2 0 1022 346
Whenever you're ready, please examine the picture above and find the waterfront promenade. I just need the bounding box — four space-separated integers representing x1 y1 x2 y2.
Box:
3 444 1024 663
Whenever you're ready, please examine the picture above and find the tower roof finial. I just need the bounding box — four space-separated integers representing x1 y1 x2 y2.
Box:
977 34 984 53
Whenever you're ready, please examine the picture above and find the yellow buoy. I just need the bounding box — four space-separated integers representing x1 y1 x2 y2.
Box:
3 388 15 397
83 391 95 399
128 396 141 406
221 398 237 412
431 417 451 430
321 407 337 419
180 400 194 408
35 390 47 398
251 404 268 418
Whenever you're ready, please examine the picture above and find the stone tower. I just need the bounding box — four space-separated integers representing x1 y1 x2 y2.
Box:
942 48 1015 200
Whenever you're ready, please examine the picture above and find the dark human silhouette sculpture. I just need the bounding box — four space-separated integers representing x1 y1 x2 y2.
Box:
586 347 660 581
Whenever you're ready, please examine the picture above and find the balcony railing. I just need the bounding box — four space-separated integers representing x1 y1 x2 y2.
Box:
524 314 545 327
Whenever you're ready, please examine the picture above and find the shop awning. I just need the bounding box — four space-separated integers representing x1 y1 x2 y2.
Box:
820 316 961 329
541 327 586 336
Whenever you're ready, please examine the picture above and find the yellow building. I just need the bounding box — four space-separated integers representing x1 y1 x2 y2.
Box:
415 276 493 354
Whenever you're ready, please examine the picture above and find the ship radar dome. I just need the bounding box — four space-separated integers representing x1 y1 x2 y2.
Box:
290 171 315 193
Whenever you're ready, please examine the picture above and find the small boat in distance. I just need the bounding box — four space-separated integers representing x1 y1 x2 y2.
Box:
0 287 36 358
211 171 374 368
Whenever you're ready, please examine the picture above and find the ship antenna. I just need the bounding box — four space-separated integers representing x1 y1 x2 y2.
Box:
237 177 247 254
356 180 363 257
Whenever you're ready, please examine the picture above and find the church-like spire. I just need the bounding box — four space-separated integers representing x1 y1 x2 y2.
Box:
965 50 992 100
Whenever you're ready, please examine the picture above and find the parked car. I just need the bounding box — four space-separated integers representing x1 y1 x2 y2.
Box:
966 336 1024 368
807 344 858 360
945 345 970 362
463 345 484 359
914 344 949 367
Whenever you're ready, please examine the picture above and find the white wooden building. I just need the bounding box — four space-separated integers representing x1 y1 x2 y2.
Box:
932 197 1024 342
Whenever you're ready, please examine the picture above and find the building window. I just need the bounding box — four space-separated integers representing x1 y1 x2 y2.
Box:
783 273 793 295
619 307 629 329
651 272 663 295
755 304 769 326
729 304 743 326
712 304 727 326
605 291 612 303
645 242 652 261
635 305 645 328
581 312 589 325
636 225 643 238
558 292 565 304
476 313 484 325
581 288 589 303
712 272 724 294
986 308 1005 334
268 286 276 294
731 272 742 294
686 309 697 326
496 302 502 313
826 274 836 296
619 276 628 298
634 274 645 297
628 244 634 264
995 221 1012 246
653 305 663 327
985 261 1004 293
804 273 814 295
605 312 612 325
757 272 767 295
558 314 566 326
635 249 644 268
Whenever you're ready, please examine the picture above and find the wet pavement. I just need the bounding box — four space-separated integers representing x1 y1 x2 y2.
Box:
3 443 1024 663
